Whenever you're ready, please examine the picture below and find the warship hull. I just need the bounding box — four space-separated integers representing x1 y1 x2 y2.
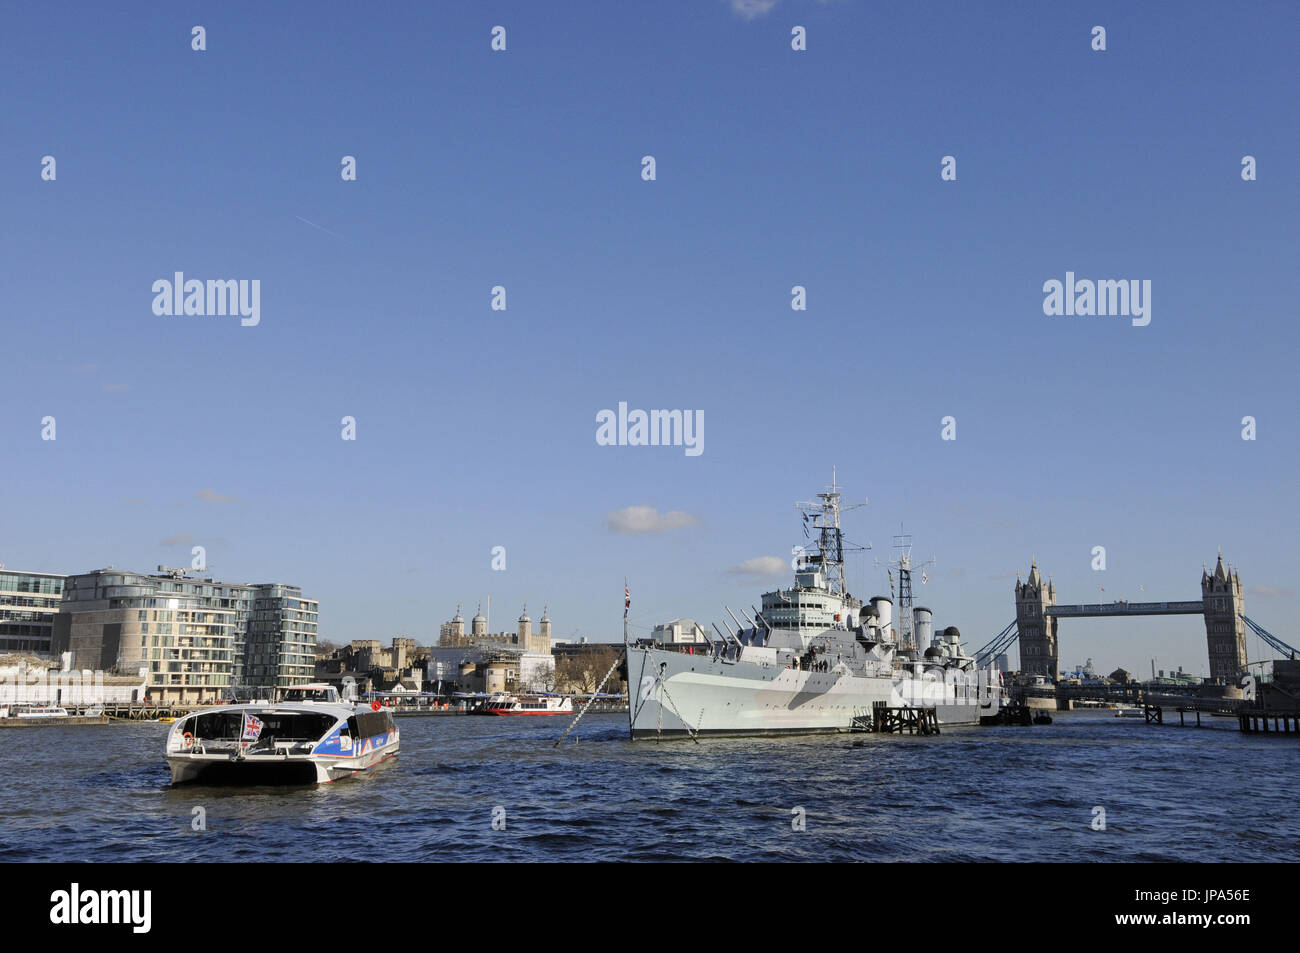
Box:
628 646 995 739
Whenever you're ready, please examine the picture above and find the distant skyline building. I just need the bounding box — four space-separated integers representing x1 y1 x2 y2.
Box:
430 602 555 691
652 618 708 646
315 637 426 696
0 569 66 654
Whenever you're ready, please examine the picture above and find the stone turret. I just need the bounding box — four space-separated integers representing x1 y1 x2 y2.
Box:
517 604 531 645
1202 550 1247 682
1015 559 1059 679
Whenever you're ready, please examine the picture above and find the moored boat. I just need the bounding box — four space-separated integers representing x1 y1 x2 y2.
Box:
482 693 574 715
13 705 71 719
164 683 398 784
628 475 1001 739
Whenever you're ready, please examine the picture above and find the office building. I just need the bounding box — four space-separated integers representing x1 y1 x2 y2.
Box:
0 569 66 654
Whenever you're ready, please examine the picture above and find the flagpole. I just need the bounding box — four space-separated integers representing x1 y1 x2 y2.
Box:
623 577 629 647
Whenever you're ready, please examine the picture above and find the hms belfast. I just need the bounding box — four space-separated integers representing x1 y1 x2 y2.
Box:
627 475 1001 739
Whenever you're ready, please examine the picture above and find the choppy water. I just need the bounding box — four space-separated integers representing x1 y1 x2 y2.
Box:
1 711 1296 862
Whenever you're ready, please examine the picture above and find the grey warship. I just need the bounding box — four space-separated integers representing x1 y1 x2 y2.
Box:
627 475 1001 739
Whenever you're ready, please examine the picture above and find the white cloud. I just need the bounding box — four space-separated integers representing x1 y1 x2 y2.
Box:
606 505 700 535
728 0 779 19
197 488 241 505
726 556 788 577
1249 585 1292 598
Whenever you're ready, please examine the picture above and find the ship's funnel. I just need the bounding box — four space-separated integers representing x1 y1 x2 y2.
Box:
870 597 893 640
914 606 934 648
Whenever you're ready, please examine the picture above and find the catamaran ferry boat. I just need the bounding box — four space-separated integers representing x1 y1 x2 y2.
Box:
627 474 1001 739
164 683 398 784
482 693 574 716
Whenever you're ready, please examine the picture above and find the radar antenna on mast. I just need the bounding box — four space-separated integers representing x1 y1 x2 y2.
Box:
795 467 869 598
874 527 934 653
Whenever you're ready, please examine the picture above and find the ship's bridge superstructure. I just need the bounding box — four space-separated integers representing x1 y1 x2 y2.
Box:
760 571 860 631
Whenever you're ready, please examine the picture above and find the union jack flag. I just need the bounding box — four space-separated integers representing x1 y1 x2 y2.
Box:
241 713 264 741
624 584 630 618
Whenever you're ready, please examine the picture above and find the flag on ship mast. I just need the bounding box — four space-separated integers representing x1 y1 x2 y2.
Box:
624 582 630 619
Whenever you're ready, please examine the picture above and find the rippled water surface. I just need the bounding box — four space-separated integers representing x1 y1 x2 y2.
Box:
2 711 1296 862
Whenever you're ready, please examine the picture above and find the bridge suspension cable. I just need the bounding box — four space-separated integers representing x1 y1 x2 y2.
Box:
1241 615 1299 660
974 621 1018 667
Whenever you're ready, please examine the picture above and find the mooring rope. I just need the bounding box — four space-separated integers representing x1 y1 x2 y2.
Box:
656 677 701 744
553 649 626 748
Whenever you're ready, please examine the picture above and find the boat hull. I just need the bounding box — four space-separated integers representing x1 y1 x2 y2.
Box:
627 646 996 739
167 744 398 785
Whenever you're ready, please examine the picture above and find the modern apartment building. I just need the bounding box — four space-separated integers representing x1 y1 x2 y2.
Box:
51 568 316 704
0 569 66 654
244 584 319 693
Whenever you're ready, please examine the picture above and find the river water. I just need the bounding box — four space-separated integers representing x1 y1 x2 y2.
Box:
2 711 1296 862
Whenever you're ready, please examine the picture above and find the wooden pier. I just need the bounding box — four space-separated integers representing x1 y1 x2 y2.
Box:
1237 709 1300 735
1128 691 1300 738
1143 703 1229 727
852 703 940 735
101 702 204 721
0 715 109 728
982 699 1032 726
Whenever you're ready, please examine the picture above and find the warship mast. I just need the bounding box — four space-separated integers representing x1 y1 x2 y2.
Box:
878 530 935 653
796 467 868 599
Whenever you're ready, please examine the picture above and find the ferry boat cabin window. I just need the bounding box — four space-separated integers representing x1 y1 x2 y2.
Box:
189 711 337 741
286 687 335 701
353 710 390 739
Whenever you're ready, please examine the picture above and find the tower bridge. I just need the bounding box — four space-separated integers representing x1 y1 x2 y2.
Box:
1045 601 1204 617
977 551 1265 683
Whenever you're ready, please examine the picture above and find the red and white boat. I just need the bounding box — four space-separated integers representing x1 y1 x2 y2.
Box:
482 693 574 716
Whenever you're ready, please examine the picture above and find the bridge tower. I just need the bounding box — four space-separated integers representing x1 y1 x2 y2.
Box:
1201 551 1247 682
1016 560 1059 679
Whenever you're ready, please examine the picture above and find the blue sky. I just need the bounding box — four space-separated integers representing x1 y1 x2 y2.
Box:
2 1 1297 677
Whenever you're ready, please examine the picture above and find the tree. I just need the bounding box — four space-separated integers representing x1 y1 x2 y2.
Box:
554 646 623 694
